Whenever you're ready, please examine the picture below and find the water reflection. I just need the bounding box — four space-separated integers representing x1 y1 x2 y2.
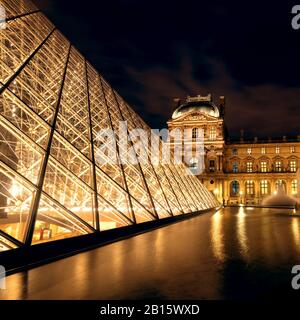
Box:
1 207 300 300
211 210 226 262
237 206 249 260
291 217 300 252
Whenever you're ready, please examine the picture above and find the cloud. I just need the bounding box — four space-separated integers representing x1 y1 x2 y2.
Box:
30 0 300 138
126 54 300 138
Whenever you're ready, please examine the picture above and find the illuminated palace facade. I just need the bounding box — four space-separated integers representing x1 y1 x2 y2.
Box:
168 94 300 205
0 0 218 252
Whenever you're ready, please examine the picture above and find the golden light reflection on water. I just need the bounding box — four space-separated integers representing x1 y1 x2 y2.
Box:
109 241 125 282
0 272 26 300
210 210 226 262
2 207 300 300
237 206 249 260
291 217 300 252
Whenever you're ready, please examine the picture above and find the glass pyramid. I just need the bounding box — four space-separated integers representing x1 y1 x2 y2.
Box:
0 0 218 251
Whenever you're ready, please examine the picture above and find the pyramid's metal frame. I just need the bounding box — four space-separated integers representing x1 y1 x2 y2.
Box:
0 0 218 252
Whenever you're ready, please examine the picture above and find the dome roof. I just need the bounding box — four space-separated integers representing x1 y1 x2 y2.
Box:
172 100 220 119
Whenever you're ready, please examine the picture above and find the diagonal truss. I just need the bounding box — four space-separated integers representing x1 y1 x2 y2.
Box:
0 0 219 252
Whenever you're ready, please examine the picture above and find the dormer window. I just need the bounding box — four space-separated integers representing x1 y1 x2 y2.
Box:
232 148 238 156
291 146 295 153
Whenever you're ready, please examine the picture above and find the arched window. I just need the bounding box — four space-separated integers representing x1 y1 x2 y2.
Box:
192 128 198 139
230 180 240 196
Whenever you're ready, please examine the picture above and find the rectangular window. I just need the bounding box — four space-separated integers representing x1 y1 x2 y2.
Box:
209 127 216 140
290 160 297 172
291 146 296 153
246 181 254 195
261 161 267 172
292 179 298 194
275 161 282 172
233 162 238 173
275 147 280 154
192 128 198 139
261 147 266 154
209 160 215 172
246 162 253 173
232 148 238 156
247 148 252 155
260 180 269 195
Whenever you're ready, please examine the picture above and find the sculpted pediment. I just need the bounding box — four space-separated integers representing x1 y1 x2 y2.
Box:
170 110 219 123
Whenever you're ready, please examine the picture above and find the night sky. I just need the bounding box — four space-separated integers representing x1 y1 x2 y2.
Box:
32 0 300 139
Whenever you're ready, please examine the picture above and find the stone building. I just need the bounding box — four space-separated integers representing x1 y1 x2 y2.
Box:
167 94 300 205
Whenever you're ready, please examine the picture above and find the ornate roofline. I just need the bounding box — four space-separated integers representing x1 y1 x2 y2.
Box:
168 109 222 124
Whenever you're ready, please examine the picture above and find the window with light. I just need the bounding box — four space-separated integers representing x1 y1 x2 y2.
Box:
260 161 267 172
209 127 217 140
246 181 254 195
292 179 298 194
275 161 282 172
290 160 297 172
260 180 269 195
246 162 253 173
